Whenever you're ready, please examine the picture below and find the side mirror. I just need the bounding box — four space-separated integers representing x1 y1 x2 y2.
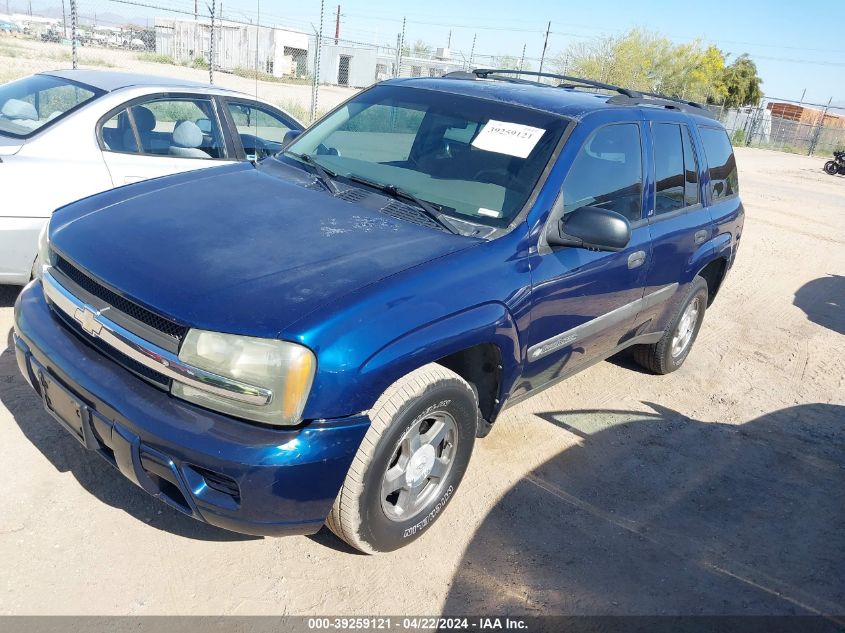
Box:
547 205 632 252
195 118 212 134
283 129 302 146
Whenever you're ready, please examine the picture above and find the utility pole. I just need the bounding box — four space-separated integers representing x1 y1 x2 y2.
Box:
447 30 451 49
469 33 476 68
334 5 340 44
28 0 31 16
60 0 67 37
538 21 550 75
194 0 197 20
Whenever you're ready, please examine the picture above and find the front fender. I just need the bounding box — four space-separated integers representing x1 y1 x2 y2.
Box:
301 302 522 420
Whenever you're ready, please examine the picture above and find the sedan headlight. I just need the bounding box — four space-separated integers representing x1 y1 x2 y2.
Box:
171 329 316 426
34 220 54 280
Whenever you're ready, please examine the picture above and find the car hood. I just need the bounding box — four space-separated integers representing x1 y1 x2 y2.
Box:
50 162 479 337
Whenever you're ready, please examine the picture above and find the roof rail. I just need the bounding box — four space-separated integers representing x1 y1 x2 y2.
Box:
444 68 716 118
470 68 642 98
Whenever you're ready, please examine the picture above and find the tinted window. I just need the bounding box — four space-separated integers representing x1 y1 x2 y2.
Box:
286 85 567 226
563 123 643 223
698 126 738 201
0 74 101 137
101 97 227 160
682 126 699 206
652 123 685 215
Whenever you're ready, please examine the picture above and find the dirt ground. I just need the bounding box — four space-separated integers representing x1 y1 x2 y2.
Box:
0 147 843 617
0 36 357 119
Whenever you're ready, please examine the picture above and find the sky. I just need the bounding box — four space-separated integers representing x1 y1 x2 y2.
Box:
11 0 845 107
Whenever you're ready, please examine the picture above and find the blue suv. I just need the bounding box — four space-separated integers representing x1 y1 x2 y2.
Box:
13 70 743 553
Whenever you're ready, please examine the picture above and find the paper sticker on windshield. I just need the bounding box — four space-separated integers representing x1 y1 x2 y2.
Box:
471 120 546 158
478 207 502 218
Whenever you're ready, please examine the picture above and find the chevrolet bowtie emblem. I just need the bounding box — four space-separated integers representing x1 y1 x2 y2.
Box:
74 306 103 338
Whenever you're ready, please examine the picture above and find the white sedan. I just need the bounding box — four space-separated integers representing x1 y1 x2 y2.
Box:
0 69 304 285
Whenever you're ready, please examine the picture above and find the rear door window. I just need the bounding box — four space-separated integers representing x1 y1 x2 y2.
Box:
652 123 685 215
698 126 738 201
99 97 228 160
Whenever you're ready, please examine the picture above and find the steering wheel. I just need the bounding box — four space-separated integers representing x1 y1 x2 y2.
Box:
474 167 515 187
239 133 269 159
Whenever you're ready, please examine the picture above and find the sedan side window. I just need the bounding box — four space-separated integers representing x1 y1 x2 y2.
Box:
99 97 227 160
563 123 644 223
227 102 295 160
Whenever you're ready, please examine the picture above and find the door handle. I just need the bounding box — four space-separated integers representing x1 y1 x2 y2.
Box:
627 250 646 269
694 229 709 245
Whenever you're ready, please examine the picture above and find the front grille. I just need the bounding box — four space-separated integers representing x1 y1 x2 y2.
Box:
54 308 170 388
54 255 189 343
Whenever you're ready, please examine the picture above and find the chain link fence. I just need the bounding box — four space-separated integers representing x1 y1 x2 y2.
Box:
709 99 845 157
2 0 844 155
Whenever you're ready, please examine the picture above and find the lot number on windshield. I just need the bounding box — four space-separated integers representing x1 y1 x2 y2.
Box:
471 120 546 158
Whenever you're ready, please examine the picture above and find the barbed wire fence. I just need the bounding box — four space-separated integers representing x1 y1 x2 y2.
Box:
3 0 844 154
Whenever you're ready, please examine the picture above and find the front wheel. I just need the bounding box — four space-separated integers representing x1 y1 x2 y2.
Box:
824 161 839 175
326 364 478 553
633 276 708 375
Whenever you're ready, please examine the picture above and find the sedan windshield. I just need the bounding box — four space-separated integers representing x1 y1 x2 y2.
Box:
284 84 568 227
0 74 102 138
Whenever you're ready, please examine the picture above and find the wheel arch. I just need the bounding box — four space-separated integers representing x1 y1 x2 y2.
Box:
697 256 729 306
350 302 522 433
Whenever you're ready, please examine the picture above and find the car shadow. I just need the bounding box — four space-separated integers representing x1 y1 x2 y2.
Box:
0 328 257 541
0 284 20 308
794 275 845 335
442 402 845 619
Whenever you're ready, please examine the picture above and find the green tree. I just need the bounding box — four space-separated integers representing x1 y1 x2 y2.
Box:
494 55 520 70
551 28 730 104
408 39 433 58
721 54 763 108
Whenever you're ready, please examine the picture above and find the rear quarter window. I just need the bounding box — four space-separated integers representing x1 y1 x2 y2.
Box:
698 126 738 201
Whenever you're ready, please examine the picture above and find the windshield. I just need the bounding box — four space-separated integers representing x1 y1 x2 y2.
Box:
284 84 568 227
0 74 102 138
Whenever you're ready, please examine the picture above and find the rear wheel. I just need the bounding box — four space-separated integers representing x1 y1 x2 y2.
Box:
824 161 839 175
633 276 708 375
326 364 478 553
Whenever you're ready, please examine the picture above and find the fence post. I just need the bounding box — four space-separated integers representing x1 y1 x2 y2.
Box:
310 0 324 122
208 0 215 84
69 0 77 69
808 97 832 156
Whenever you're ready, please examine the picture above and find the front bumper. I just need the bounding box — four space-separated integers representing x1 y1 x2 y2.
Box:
13 281 369 537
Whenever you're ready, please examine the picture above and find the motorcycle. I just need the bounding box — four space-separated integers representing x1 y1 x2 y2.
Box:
823 151 845 175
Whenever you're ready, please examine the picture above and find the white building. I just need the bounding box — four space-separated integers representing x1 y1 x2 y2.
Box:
155 18 311 79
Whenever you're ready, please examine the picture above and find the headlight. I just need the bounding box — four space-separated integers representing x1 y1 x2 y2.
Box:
34 220 53 280
171 329 316 426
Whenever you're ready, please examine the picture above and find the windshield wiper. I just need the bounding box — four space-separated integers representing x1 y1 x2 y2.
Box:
343 175 458 235
284 151 339 195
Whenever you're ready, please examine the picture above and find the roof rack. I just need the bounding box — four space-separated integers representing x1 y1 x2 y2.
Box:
471 68 641 98
444 68 715 118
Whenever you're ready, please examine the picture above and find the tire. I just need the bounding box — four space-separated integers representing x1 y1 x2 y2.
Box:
633 276 708 375
326 364 478 553
824 161 839 175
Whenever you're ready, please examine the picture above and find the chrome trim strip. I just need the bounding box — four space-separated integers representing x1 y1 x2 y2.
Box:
528 283 679 362
42 270 273 407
